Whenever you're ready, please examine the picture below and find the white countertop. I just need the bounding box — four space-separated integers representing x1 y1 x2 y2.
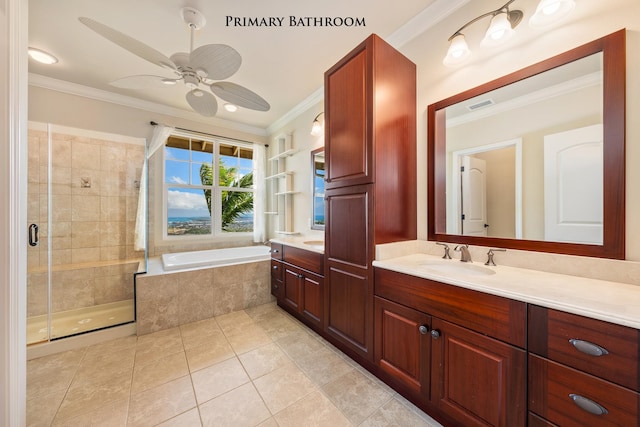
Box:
270 236 324 254
373 253 640 330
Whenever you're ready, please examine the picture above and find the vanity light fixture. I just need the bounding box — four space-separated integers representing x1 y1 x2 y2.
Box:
310 112 325 136
529 0 576 28
443 0 523 66
443 0 576 66
27 47 58 65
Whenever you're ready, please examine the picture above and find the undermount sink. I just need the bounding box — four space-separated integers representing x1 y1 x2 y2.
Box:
420 260 496 277
303 240 324 249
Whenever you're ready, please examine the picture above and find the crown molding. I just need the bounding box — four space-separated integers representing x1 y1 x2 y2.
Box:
387 0 471 49
28 73 268 137
266 87 324 135
267 0 467 136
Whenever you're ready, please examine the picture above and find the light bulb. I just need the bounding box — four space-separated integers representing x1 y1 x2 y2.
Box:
443 34 471 67
529 0 576 28
481 12 515 47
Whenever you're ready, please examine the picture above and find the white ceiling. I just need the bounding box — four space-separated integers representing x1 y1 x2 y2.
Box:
28 0 463 134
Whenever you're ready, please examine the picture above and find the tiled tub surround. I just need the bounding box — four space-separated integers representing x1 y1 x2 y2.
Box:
136 258 272 335
374 241 640 329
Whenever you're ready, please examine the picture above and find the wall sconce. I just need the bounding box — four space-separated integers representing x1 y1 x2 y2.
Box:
310 112 324 136
443 0 575 67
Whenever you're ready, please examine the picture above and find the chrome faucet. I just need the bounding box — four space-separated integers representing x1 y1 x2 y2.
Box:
435 242 452 259
485 248 506 266
454 244 472 262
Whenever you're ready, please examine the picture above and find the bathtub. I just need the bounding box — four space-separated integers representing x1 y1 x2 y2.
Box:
161 245 271 271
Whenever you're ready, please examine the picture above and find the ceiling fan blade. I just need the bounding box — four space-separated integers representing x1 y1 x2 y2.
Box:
209 82 270 111
186 90 218 117
110 75 180 89
190 44 242 80
79 17 177 72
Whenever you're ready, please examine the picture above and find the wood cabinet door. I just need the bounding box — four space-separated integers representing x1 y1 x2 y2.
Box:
324 185 374 361
270 260 284 300
302 271 323 329
431 318 526 427
325 44 371 189
374 297 431 398
283 265 303 312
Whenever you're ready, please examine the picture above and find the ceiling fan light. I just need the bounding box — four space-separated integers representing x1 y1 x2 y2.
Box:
443 34 471 67
529 0 576 28
161 78 177 85
481 12 515 47
224 103 238 112
28 47 58 64
192 89 204 97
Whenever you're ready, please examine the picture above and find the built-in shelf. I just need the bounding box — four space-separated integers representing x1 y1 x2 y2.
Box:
266 171 293 180
266 133 297 235
268 148 297 161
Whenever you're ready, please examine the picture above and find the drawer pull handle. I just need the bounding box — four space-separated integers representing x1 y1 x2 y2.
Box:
569 394 608 416
569 339 609 357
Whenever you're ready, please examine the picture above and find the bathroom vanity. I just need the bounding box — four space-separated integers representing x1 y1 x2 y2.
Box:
372 250 640 427
270 239 325 332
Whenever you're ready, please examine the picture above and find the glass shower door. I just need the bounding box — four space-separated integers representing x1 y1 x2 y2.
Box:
26 123 143 344
26 124 50 345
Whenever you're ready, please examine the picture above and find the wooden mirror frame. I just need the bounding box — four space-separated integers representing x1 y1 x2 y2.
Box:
310 146 325 231
427 29 625 259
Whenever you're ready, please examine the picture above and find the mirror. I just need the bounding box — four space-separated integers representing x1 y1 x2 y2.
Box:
311 147 325 230
428 30 625 259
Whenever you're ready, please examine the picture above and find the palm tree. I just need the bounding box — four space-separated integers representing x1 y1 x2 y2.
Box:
200 162 253 231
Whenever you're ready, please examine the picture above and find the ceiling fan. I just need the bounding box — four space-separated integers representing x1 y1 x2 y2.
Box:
78 7 270 117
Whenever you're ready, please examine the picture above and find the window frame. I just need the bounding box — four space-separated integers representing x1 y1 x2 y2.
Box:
161 131 256 241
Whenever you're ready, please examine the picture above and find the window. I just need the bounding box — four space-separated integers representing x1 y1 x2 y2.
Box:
163 133 255 238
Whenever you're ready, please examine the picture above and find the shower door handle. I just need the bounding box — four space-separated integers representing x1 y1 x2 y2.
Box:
29 223 39 247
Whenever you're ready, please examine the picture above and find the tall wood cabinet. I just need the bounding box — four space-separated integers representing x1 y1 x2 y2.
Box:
324 34 416 361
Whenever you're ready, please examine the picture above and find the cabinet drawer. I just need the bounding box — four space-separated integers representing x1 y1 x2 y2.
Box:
374 268 526 347
529 354 639 427
529 305 640 391
271 260 283 281
270 243 283 260
283 245 324 275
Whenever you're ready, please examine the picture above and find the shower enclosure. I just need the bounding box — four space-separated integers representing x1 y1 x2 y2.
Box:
26 123 146 345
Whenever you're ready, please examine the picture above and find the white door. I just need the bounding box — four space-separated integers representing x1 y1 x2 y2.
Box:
544 124 603 244
461 156 488 236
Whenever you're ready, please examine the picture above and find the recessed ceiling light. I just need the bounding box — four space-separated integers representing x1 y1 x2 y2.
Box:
224 103 238 112
28 47 58 64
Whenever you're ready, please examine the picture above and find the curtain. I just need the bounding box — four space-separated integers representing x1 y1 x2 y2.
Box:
134 124 174 251
253 143 266 243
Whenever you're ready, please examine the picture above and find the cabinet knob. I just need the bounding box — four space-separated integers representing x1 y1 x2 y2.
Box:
298 274 304 279
418 325 429 335
271 249 279 254
430 329 441 339
569 394 608 416
272 265 278 270
569 339 609 357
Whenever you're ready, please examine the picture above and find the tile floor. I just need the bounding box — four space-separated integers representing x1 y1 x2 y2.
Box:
27 301 443 427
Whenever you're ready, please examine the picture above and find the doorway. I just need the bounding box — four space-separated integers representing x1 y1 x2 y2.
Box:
449 138 523 239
